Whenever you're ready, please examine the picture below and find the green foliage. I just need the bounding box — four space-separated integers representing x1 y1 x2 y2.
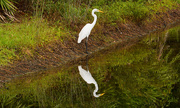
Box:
105 0 150 23
19 0 178 25
124 1 150 22
0 18 70 66
0 0 16 11
0 0 17 21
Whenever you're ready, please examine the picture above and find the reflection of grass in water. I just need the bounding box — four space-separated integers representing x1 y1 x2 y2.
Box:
0 67 98 107
109 59 178 107
87 28 180 107
168 26 180 42
29 70 90 107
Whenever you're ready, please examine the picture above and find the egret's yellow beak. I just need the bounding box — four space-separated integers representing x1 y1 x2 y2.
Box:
98 10 103 13
100 93 105 96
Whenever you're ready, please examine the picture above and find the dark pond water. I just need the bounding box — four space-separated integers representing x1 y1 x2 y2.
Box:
0 26 180 108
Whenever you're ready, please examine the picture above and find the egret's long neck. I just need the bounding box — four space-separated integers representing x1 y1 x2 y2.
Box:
91 11 97 27
93 82 99 97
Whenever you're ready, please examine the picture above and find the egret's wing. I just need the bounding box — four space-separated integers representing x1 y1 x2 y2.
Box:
78 23 92 43
78 66 96 84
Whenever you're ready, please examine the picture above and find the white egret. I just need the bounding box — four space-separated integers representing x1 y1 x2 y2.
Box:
78 65 104 98
78 9 103 54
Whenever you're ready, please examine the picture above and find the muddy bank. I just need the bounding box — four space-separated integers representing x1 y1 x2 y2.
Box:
0 9 180 82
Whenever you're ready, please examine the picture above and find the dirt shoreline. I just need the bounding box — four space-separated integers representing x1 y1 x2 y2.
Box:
0 9 180 83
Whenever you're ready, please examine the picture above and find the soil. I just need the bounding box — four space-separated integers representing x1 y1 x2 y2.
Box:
0 8 180 83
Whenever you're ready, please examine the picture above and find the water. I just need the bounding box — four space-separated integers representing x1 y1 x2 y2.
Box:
0 26 179 108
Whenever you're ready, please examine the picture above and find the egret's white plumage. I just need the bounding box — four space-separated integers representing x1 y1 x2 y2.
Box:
78 65 104 98
78 24 92 43
78 9 103 53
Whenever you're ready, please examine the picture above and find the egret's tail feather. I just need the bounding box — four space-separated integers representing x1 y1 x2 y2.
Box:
78 38 82 43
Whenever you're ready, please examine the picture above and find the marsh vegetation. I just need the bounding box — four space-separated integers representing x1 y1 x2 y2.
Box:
0 0 179 66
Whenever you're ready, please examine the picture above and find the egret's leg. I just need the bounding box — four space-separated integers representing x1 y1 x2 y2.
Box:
85 38 88 54
86 55 89 70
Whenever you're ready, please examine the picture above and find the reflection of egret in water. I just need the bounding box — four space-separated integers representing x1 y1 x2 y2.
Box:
78 66 104 97
78 56 104 98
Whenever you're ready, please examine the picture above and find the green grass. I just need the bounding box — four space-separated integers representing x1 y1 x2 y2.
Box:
0 18 70 66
